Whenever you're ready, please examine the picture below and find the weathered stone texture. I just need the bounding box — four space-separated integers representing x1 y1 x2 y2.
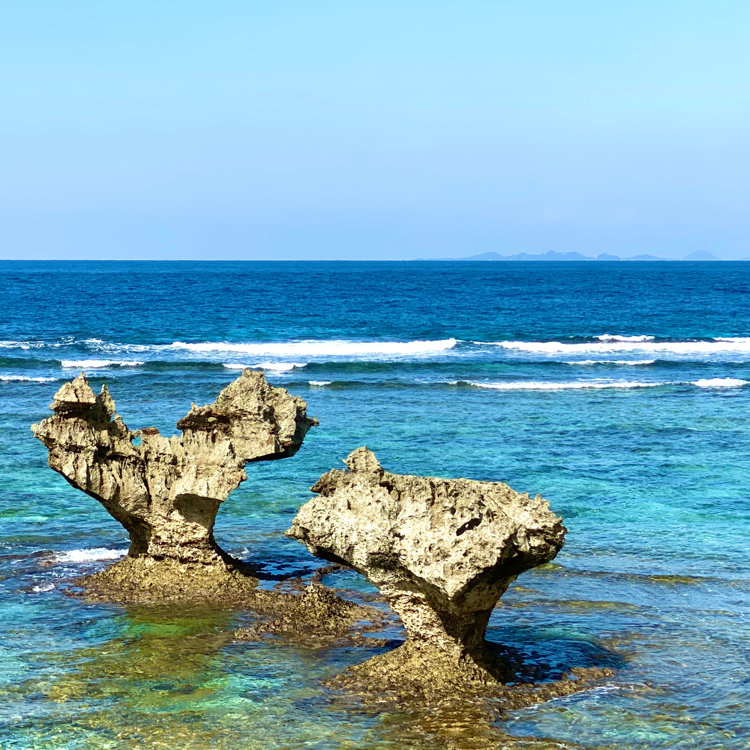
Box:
33 370 316 568
288 447 566 688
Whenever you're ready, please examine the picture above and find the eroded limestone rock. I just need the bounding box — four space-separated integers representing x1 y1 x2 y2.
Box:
32 370 317 599
287 447 566 692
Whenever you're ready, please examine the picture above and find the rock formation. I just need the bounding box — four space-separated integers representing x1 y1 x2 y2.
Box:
32 370 317 601
287 447 566 693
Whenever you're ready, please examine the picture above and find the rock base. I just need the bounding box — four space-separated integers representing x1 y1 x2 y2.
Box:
73 555 260 605
328 639 615 708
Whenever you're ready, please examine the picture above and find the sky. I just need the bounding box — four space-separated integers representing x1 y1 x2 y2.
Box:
1 1 749 260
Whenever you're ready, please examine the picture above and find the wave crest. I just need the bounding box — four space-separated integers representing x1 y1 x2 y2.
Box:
60 359 144 369
692 378 748 388
564 359 657 366
455 380 661 391
223 361 304 372
170 339 458 357
595 334 655 342
0 375 58 382
489 339 750 356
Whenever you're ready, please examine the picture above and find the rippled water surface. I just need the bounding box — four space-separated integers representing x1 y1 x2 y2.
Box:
1 261 748 748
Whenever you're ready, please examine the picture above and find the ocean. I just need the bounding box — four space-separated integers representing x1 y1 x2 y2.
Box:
1 260 748 748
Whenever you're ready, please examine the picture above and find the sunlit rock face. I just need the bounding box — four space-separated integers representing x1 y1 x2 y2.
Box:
288 447 565 688
33 370 316 568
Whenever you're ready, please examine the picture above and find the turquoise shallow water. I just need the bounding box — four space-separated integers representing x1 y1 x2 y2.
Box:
1 261 748 748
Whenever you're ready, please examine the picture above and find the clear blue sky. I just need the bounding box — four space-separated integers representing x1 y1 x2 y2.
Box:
1 1 748 259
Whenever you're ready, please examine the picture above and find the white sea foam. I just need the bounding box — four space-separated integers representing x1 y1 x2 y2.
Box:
31 583 56 593
692 378 749 388
459 380 663 391
0 339 51 350
169 339 458 357
223 361 304 372
595 334 655 342
0 340 31 349
564 360 657 366
86 339 150 353
60 359 144 369
308 380 332 386
459 378 749 391
488 339 750 356
0 375 58 382
54 548 127 563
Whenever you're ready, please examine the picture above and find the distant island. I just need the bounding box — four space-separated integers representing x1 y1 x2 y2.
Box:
442 250 722 262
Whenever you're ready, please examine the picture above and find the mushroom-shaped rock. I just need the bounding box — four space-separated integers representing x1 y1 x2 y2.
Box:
32 370 317 598
287 447 565 689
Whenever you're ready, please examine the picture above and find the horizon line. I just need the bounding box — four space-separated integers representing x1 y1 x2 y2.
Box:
0 258 747 263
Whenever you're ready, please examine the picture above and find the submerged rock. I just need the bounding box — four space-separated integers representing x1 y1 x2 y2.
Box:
287 447 567 695
32 370 317 601
234 582 387 648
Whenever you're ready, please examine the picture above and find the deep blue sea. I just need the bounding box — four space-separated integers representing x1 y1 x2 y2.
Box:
1 261 748 749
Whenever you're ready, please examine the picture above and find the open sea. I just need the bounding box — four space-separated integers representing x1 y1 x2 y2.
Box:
1 260 748 749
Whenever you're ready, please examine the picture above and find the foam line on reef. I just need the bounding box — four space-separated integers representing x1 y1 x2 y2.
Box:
563 359 657 366
60 359 144 369
168 338 459 357
0 375 59 382
456 379 663 391
594 334 656 342
692 377 749 388
0 340 47 350
454 378 750 391
478 338 750 356
223 361 304 372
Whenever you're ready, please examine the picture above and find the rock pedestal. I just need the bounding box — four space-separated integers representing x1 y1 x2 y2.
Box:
288 447 566 689
32 370 316 599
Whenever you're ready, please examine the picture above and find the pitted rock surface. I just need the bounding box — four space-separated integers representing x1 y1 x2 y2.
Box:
288 447 566 688
32 370 316 574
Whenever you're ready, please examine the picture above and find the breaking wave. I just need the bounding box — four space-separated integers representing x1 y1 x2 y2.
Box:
456 380 662 391
31 583 56 593
456 378 750 392
0 340 46 350
223 361 304 372
0 375 58 382
60 359 144 369
564 360 657 366
485 338 750 357
692 378 749 388
169 339 459 357
595 334 656 342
